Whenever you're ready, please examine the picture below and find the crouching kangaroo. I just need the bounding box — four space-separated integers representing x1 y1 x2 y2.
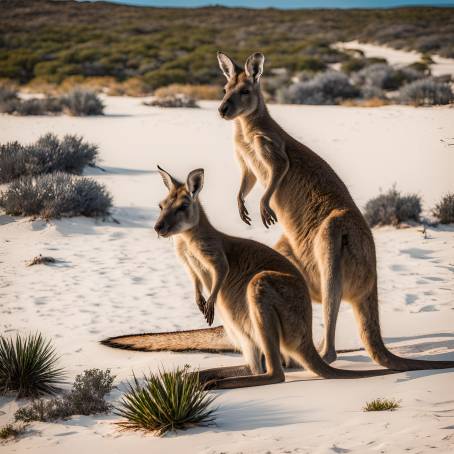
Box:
216 51 454 372
154 166 395 389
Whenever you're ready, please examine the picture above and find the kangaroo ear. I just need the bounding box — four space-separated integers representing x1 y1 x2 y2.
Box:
245 52 265 82
217 51 241 80
157 165 179 191
186 168 204 199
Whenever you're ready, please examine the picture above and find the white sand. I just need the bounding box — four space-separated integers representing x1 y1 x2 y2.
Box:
1 97 454 453
337 40 454 78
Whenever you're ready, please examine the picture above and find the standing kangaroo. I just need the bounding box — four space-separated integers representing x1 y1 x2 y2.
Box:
154 166 398 389
216 51 454 372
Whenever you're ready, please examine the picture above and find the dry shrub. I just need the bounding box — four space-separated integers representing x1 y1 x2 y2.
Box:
144 94 199 108
0 173 112 218
432 193 454 224
341 97 388 107
154 84 221 100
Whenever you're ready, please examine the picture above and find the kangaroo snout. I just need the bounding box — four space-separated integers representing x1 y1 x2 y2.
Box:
154 219 169 236
218 101 230 118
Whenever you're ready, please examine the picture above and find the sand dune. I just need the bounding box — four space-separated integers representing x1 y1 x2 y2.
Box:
1 97 453 453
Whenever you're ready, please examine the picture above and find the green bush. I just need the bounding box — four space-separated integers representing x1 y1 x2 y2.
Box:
0 333 64 398
363 398 400 412
116 367 216 435
62 88 104 115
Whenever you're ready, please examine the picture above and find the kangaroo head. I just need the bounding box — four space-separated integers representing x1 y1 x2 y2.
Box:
217 51 265 120
154 166 204 237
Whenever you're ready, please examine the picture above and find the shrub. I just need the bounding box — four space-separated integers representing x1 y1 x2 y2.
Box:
0 333 64 398
432 193 454 224
0 82 19 113
0 133 98 184
399 78 454 106
144 94 199 108
0 172 112 218
363 187 422 227
354 63 404 90
116 367 216 435
278 71 359 105
15 369 115 422
154 84 221 100
62 88 104 115
0 422 27 441
363 398 400 412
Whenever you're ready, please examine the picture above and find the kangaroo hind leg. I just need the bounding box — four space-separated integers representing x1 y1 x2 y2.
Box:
212 273 285 389
314 214 345 364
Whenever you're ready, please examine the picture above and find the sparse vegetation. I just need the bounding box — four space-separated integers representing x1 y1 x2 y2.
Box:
0 333 64 398
432 193 454 224
0 422 27 441
144 94 199 108
0 133 99 184
363 397 400 412
1 1 452 91
399 78 454 106
0 172 112 219
116 367 216 435
15 369 115 422
364 187 422 227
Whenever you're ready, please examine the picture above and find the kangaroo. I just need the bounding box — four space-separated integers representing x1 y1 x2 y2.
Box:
153 166 401 389
216 51 454 372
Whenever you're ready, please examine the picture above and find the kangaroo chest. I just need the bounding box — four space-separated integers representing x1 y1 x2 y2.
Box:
235 130 270 184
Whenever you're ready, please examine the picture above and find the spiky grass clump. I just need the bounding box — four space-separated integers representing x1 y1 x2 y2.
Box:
363 398 400 412
0 333 64 398
116 367 216 435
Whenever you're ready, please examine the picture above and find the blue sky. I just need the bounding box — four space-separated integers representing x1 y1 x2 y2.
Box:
87 0 454 8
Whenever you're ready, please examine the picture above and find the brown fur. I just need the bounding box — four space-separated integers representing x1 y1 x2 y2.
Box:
216 51 454 372
154 167 396 389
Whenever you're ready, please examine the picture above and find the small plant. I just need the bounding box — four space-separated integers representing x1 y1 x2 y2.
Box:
15 369 115 422
0 172 112 218
0 422 27 441
0 133 98 183
0 333 64 398
364 187 422 227
399 78 454 106
363 398 400 412
116 367 216 435
27 255 57 266
432 193 454 224
62 88 104 116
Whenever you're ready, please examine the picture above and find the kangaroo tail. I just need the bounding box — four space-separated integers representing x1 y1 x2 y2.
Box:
295 342 397 379
101 326 236 353
352 290 454 371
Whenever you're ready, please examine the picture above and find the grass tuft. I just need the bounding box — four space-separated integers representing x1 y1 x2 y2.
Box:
0 333 64 398
363 397 400 412
115 366 216 435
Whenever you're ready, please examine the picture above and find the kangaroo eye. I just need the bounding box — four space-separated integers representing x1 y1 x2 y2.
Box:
159 204 163 210
222 88 226 94
178 204 189 212
240 88 250 95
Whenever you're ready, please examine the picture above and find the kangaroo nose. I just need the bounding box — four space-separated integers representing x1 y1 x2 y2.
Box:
218 102 229 117
154 220 166 235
